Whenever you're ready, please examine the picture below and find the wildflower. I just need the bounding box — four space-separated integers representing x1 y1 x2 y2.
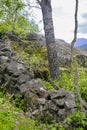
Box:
15 121 19 125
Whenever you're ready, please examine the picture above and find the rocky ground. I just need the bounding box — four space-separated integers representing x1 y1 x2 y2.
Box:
0 33 87 124
26 33 87 66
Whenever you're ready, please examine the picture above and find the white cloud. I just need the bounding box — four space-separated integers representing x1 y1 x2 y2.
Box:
52 0 75 42
32 0 87 42
52 0 87 42
78 33 87 39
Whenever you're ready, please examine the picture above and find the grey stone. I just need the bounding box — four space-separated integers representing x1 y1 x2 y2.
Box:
64 100 76 110
19 79 46 97
38 98 46 105
52 99 65 107
6 61 26 76
17 63 26 71
58 109 67 122
46 90 58 100
58 109 66 116
0 56 9 63
0 47 11 52
46 89 70 100
17 74 30 84
0 51 11 57
47 100 58 111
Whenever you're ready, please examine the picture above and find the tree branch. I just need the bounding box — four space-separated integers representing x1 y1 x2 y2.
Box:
70 0 86 113
24 3 41 9
36 0 42 5
70 0 78 63
48 78 60 90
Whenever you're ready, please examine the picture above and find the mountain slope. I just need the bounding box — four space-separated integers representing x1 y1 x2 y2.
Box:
79 44 87 50
75 38 87 50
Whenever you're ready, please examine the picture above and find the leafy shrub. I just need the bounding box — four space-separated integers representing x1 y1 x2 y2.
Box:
42 80 54 90
54 70 73 91
0 0 39 39
0 91 60 130
16 41 49 79
65 110 87 130
53 69 87 102
78 70 87 101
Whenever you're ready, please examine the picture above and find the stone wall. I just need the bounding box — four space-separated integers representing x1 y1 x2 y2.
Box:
0 40 87 124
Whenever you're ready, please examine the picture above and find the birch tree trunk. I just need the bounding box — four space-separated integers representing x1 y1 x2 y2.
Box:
70 0 78 64
37 0 60 79
70 0 86 113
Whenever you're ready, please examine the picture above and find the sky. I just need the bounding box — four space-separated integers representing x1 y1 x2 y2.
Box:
31 0 87 43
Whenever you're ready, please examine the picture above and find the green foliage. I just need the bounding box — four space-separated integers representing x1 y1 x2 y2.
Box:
65 110 87 130
14 93 25 110
53 69 87 102
0 0 39 37
54 70 73 91
0 16 38 37
16 41 49 79
42 80 54 90
13 39 87 98
16 50 29 63
10 38 87 101
0 91 61 130
0 0 24 20
78 70 87 101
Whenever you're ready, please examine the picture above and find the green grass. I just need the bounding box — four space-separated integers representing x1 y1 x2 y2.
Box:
0 69 87 130
52 69 87 102
0 92 59 130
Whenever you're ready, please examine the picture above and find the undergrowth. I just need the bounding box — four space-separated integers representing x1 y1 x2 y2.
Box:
52 69 87 102
2 34 87 130
0 92 61 130
0 91 87 130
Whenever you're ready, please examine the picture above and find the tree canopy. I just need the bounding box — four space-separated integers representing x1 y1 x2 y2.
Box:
0 0 39 36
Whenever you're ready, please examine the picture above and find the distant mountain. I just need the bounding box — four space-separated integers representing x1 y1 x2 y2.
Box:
79 44 87 50
75 38 87 50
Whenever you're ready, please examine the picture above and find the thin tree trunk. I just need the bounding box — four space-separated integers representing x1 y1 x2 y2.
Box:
71 0 86 113
70 0 78 64
74 63 86 112
37 0 60 79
